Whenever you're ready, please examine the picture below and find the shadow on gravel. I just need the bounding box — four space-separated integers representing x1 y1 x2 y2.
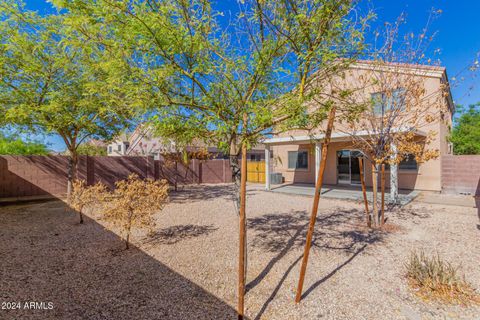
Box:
394 206 432 220
0 200 240 320
300 244 367 301
144 224 218 245
247 208 385 319
168 184 259 204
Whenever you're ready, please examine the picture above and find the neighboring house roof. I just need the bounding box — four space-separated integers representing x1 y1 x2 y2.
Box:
111 123 266 155
86 139 107 147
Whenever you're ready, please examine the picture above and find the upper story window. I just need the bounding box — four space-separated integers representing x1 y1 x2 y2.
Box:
288 151 308 169
371 88 406 116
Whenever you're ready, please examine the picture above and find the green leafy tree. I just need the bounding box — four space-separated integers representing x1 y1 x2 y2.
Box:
450 103 480 155
54 0 370 316
0 1 149 196
76 143 107 156
0 133 49 155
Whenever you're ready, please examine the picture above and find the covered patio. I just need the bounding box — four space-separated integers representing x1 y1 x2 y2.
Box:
262 128 428 203
269 183 419 206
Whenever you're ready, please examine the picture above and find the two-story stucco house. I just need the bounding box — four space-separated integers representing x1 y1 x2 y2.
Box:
263 61 454 197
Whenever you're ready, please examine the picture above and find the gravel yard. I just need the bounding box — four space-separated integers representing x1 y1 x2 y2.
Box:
1 184 479 320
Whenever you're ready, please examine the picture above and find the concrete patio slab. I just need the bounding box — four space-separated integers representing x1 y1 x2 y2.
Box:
415 192 479 208
269 183 419 206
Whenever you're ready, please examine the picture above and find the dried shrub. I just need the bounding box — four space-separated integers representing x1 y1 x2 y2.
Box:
103 174 169 249
70 179 108 224
405 250 480 305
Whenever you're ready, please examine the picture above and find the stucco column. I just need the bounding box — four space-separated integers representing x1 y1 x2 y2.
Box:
390 142 399 204
265 145 271 190
315 142 322 183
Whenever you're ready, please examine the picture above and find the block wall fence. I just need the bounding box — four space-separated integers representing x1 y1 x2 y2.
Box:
441 155 480 196
1 154 478 199
0 155 232 199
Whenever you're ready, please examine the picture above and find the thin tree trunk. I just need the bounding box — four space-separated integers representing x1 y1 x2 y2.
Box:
381 164 385 226
371 164 378 227
67 151 78 201
125 233 130 250
125 220 132 250
295 105 336 303
390 143 398 204
230 139 241 212
174 160 178 192
237 141 247 320
358 158 371 227
79 209 84 224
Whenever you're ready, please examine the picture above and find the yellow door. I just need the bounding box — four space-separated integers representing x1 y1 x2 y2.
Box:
247 160 265 183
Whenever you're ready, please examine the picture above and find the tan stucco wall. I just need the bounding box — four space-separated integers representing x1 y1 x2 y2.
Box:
268 64 454 192
271 140 444 191
271 144 316 184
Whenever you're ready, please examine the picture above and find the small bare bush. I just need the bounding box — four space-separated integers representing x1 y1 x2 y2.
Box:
405 250 480 305
70 180 108 224
103 174 169 249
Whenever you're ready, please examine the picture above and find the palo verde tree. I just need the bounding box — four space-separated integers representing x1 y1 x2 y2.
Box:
0 1 149 197
54 0 370 317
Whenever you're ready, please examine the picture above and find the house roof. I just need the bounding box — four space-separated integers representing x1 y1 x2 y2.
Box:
351 59 446 75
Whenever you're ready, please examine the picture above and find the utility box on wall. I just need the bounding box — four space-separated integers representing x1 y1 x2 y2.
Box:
270 172 283 184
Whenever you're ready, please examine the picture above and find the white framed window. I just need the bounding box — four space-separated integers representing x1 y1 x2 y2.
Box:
288 151 308 169
372 88 406 115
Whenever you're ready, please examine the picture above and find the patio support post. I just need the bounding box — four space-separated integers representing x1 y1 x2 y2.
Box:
315 142 321 183
265 145 271 190
390 142 399 204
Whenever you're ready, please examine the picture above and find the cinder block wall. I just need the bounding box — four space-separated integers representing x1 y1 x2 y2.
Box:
442 155 480 195
0 156 233 199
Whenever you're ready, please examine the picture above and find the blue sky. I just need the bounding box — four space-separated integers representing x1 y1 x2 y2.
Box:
22 0 480 151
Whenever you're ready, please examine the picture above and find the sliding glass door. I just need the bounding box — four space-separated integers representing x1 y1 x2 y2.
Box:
337 150 351 184
336 150 364 185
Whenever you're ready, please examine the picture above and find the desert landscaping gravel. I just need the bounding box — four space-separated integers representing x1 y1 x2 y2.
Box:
1 184 479 319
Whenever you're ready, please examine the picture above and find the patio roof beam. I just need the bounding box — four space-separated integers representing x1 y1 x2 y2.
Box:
262 128 427 145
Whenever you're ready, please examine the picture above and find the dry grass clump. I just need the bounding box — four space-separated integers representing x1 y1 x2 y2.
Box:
405 250 480 305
